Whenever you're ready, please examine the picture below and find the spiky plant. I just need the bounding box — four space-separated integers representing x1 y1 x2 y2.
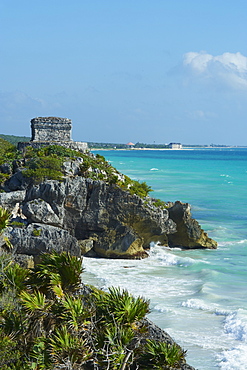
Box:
94 286 150 325
20 290 52 338
28 252 83 296
1 262 30 293
60 294 90 332
49 325 92 365
0 207 11 231
0 207 12 250
137 339 187 369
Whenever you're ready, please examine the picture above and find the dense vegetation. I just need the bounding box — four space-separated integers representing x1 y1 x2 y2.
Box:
0 134 30 146
0 211 186 369
0 249 186 369
0 138 18 164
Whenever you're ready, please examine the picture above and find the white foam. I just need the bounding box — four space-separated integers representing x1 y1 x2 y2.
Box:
223 311 247 342
150 168 159 171
149 243 210 268
181 298 219 312
217 344 247 370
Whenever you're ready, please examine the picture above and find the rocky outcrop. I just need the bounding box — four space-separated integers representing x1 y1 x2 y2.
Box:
0 174 217 260
22 177 177 259
22 198 62 226
167 201 217 249
7 223 81 259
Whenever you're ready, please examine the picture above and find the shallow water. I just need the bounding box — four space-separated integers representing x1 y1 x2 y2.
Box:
82 148 247 369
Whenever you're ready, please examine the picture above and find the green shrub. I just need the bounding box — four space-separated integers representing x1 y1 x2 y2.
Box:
138 339 187 369
153 199 168 209
0 138 18 166
0 251 187 369
32 229 41 237
94 286 150 325
128 180 153 198
10 221 25 228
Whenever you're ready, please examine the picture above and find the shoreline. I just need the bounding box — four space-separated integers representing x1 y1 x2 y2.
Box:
90 146 246 151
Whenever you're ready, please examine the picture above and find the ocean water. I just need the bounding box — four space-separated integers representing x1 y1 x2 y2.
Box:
82 148 247 370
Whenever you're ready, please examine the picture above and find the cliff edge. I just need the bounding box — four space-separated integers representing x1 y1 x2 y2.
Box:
0 146 217 261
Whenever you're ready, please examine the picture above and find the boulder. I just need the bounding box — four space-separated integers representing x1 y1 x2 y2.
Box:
167 201 217 249
61 157 83 176
78 238 94 255
3 170 30 191
8 223 81 258
0 190 26 211
22 198 62 226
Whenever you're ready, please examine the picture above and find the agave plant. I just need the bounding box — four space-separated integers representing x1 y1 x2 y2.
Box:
60 294 90 331
20 290 52 338
0 207 11 233
94 286 150 325
28 252 83 297
93 287 150 369
49 325 92 365
137 339 187 369
0 207 12 250
1 262 30 293
0 310 25 338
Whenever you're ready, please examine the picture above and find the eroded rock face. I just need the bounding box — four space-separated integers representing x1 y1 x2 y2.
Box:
1 178 217 259
8 223 81 257
167 201 217 249
22 198 62 227
0 190 26 209
23 178 176 258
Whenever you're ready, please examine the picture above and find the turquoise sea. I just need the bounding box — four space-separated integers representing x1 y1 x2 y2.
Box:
82 148 247 370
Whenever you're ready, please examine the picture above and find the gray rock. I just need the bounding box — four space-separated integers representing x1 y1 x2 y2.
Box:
168 201 217 249
8 223 81 257
0 190 26 210
24 177 176 258
78 238 94 255
62 158 83 176
1 177 217 260
22 198 61 226
4 170 29 191
13 254 35 269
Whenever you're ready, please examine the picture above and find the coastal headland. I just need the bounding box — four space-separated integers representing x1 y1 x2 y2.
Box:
0 117 218 369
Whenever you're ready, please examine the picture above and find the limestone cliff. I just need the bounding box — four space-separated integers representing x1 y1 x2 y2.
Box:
168 201 217 249
1 174 217 261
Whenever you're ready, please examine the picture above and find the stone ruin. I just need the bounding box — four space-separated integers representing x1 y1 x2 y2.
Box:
31 117 72 142
18 117 88 153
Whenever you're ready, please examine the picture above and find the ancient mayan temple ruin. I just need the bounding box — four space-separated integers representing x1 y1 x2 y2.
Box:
18 117 88 152
31 117 72 142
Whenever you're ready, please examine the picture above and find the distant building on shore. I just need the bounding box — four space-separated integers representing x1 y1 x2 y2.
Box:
168 142 182 149
126 142 135 148
18 117 88 153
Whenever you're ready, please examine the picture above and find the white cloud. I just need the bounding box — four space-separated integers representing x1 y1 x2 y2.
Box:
183 51 247 89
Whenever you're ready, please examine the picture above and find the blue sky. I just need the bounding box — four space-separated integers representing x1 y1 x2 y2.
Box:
1 1 247 145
